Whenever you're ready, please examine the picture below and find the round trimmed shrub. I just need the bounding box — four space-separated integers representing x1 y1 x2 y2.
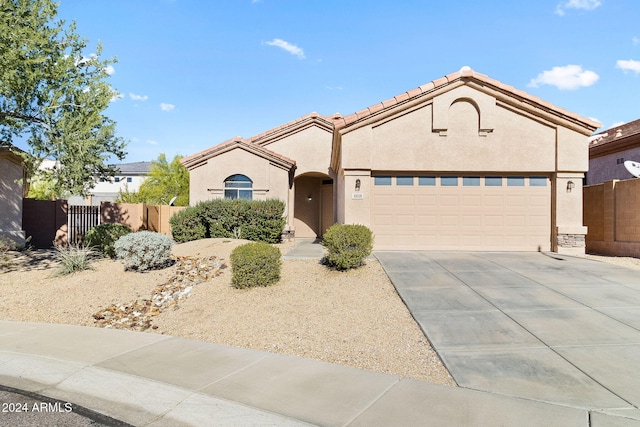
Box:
321 224 374 271
85 223 132 258
114 231 174 271
230 242 281 289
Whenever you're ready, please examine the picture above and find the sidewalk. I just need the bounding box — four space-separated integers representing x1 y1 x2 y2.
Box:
0 320 625 427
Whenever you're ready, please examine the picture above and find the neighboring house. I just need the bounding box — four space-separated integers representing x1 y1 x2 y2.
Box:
586 118 640 185
0 145 27 247
182 67 598 254
67 161 152 205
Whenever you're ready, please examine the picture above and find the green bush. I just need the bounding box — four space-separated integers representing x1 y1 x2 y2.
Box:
114 231 174 271
170 199 286 244
169 208 206 243
85 223 132 258
321 224 374 271
230 242 281 289
53 244 98 276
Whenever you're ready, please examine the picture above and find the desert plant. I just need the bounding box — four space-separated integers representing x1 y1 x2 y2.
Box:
170 198 286 244
321 224 374 271
230 242 281 289
85 223 132 258
114 231 174 271
53 244 98 276
169 208 206 243
0 237 14 269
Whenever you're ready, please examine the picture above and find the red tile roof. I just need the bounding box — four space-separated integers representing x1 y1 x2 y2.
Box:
331 67 600 131
180 136 296 170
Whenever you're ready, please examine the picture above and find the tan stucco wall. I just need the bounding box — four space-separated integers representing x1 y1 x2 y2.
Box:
0 154 26 247
189 148 290 208
263 126 333 177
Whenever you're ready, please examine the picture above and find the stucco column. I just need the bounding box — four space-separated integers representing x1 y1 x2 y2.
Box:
342 170 371 226
554 172 587 255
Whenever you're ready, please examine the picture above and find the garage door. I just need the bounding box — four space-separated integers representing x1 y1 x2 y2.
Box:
371 175 551 251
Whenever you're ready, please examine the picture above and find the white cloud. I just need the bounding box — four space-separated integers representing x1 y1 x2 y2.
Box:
326 85 343 91
555 0 601 16
528 65 599 90
252 0 262 3
610 121 626 128
617 59 640 74
633 37 640 45
160 103 175 112
264 38 305 59
129 93 149 101
104 65 115 75
110 89 124 102
146 139 158 145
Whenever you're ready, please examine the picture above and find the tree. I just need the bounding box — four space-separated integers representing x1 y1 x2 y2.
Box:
118 154 190 206
0 0 126 196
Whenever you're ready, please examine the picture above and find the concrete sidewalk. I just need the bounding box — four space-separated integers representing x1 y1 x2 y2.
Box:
0 320 615 427
282 238 325 260
376 251 640 426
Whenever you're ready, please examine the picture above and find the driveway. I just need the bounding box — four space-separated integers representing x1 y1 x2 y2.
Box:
376 251 640 416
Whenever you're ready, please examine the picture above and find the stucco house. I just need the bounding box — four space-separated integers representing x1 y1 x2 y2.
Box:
182 67 599 254
0 145 27 247
586 118 640 185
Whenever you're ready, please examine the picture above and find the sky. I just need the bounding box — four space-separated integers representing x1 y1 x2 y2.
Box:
41 0 640 163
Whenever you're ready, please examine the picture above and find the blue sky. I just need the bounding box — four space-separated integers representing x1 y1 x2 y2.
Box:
50 0 640 163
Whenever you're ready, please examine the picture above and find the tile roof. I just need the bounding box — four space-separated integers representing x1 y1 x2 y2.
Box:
249 112 335 145
331 66 601 131
113 161 152 174
589 118 640 148
181 136 296 170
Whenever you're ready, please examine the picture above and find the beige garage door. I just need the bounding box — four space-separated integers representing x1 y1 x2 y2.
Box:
371 175 551 251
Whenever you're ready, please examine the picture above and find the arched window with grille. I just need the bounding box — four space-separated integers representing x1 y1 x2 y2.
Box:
224 174 253 200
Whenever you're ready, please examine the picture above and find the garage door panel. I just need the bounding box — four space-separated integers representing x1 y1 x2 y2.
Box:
371 175 551 251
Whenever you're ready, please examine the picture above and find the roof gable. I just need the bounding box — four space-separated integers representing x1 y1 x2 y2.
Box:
181 136 296 171
332 67 600 135
249 112 335 147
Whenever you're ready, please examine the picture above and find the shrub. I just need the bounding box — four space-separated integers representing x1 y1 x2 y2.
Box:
230 242 281 289
85 223 132 258
170 199 286 244
169 208 207 243
114 231 174 271
321 224 374 271
53 244 98 276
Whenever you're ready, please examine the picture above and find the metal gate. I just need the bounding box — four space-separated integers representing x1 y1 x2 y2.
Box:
68 205 100 244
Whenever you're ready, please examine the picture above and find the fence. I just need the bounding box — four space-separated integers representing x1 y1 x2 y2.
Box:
583 178 640 257
67 205 100 245
22 199 185 248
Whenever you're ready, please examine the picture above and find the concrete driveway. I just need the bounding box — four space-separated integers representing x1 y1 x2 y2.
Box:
376 251 640 420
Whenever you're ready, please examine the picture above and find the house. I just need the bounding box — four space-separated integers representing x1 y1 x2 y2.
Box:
586 118 640 185
182 67 599 254
67 161 152 205
0 145 27 247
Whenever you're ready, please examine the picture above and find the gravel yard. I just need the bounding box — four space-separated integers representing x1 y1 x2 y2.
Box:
0 239 455 386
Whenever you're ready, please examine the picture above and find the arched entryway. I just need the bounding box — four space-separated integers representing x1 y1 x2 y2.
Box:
293 172 334 238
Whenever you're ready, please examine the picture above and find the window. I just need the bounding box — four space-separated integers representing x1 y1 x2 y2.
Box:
224 174 253 199
396 176 414 186
441 176 458 186
126 177 132 183
529 177 547 186
485 176 502 186
617 158 625 165
418 176 436 186
114 177 120 183
374 176 392 186
507 176 525 187
463 177 480 186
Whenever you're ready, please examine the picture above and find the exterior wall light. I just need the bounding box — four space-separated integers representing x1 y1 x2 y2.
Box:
566 181 575 193
307 195 312 201
355 179 361 191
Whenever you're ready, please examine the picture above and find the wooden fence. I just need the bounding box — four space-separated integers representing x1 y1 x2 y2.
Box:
22 199 185 248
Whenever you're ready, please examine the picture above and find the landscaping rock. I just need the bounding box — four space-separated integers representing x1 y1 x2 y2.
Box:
92 256 225 331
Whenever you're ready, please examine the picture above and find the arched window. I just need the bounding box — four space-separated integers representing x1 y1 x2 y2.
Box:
224 174 253 200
